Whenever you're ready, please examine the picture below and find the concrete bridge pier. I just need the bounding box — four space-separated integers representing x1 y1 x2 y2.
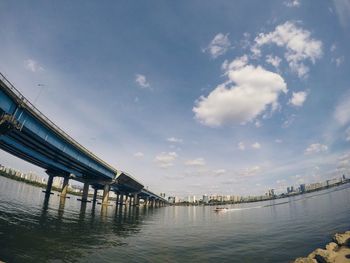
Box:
119 194 124 206
44 174 54 197
129 195 133 207
115 193 120 206
92 188 98 203
60 176 69 198
102 184 110 205
80 182 90 202
133 193 139 206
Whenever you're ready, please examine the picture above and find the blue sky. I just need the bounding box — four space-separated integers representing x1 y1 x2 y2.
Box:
0 0 349 197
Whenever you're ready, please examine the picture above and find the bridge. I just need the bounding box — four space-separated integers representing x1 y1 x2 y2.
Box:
0 72 167 208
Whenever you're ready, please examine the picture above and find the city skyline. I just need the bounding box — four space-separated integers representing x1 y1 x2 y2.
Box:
0 0 350 197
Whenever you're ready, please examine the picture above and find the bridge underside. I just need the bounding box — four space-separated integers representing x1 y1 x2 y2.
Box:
0 74 167 204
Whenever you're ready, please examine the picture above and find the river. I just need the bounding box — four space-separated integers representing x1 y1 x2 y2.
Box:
0 176 349 262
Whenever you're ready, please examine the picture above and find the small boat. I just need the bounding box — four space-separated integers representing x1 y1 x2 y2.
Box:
214 207 228 212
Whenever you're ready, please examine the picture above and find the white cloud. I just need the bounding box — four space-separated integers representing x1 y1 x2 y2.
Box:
193 58 287 127
330 43 337 52
185 158 206 166
167 137 183 143
334 93 350 125
266 55 282 69
239 165 261 177
282 114 296 128
135 74 150 89
253 21 323 78
251 142 261 149
24 59 44 72
335 56 344 67
289 91 307 107
133 152 144 158
154 152 178 168
213 169 226 176
222 55 248 71
337 153 350 172
275 139 283 143
284 0 300 7
304 143 328 155
255 120 262 127
204 33 231 59
238 142 245 150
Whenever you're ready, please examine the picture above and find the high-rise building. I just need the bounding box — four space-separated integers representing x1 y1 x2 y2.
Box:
299 184 306 193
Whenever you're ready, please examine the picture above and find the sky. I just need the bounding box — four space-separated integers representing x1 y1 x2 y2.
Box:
0 0 350 198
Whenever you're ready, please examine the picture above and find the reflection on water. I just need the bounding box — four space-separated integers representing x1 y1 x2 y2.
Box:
1 176 350 263
0 176 158 262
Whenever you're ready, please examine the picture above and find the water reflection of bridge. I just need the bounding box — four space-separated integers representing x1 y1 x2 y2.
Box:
0 72 167 210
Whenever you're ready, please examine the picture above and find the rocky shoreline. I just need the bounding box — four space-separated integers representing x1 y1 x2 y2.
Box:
294 231 350 263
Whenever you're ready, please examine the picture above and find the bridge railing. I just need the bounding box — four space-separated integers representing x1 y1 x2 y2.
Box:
0 72 118 173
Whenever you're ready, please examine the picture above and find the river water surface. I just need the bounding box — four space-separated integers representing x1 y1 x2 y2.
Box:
0 176 349 262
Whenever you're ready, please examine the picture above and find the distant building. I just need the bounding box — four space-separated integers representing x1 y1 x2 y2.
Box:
268 189 275 197
168 196 175 204
185 195 196 203
52 177 64 188
202 194 209 204
299 184 306 193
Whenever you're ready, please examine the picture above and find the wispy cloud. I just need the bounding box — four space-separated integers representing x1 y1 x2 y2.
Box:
238 142 245 150
252 21 323 78
334 92 350 126
204 33 231 59
24 59 44 72
304 143 328 155
154 152 178 168
289 91 308 107
185 158 206 166
213 169 226 176
135 74 151 89
332 0 350 28
167 137 183 143
284 0 300 7
134 152 144 158
251 142 261 149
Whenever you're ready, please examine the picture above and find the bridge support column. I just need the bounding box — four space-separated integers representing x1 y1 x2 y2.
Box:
81 182 89 202
119 194 124 206
116 194 120 205
44 174 54 196
102 184 110 205
128 195 132 206
133 193 139 206
145 197 149 207
92 188 98 203
60 176 69 198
